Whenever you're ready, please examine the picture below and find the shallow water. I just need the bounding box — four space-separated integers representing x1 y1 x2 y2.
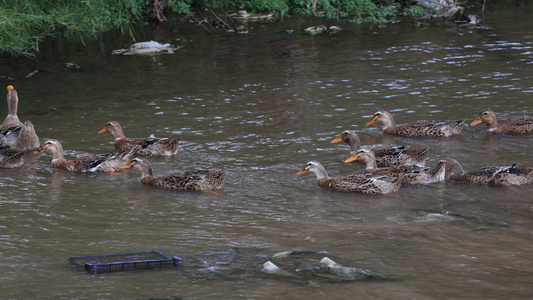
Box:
1 5 533 300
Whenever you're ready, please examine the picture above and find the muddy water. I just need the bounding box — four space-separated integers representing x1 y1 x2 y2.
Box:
1 7 533 300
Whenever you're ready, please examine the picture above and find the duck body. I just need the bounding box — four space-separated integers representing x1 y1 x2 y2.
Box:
366 110 465 137
373 146 428 167
34 140 132 172
442 158 533 186
0 137 24 168
0 149 24 168
330 130 428 167
345 149 446 185
1 121 40 152
0 86 39 151
99 121 180 156
470 110 533 134
119 157 226 191
487 166 533 186
296 161 401 194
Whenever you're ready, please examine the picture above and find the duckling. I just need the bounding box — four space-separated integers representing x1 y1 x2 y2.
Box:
296 160 401 194
119 157 226 191
470 110 533 134
330 130 428 167
345 149 445 185
366 110 465 137
441 158 533 186
98 121 180 156
34 139 132 172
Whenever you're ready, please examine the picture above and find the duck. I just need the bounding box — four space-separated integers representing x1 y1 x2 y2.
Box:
33 139 133 172
330 130 428 167
344 149 445 185
0 135 25 168
1 85 21 129
119 157 226 191
470 110 533 134
365 110 465 137
98 121 180 156
0 85 39 151
441 158 533 186
295 160 402 194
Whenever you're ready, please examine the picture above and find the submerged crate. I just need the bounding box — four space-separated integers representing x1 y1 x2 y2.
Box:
69 250 181 274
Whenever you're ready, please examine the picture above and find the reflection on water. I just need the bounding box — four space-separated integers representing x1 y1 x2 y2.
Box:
1 11 533 300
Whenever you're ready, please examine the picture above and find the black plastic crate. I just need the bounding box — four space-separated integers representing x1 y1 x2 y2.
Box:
69 250 181 274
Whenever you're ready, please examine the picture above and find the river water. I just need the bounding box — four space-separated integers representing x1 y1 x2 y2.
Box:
1 4 533 300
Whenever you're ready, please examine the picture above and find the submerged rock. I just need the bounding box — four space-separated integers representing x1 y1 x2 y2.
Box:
417 0 461 19
262 261 300 278
112 41 178 56
410 209 509 230
315 257 372 281
179 248 385 284
415 0 483 27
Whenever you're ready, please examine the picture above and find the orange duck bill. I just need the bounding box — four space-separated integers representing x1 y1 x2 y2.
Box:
119 163 133 170
33 146 46 155
470 117 482 126
329 135 343 144
97 127 107 134
344 153 359 163
295 168 308 175
365 117 377 127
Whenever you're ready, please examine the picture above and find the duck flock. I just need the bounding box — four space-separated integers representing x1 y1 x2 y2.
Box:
2 85 533 195
297 110 533 194
1 85 226 191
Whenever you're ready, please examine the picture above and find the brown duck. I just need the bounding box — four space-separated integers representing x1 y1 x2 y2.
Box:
34 139 133 172
470 110 533 134
345 149 445 185
296 160 402 194
98 121 180 156
119 157 226 191
0 85 39 151
366 110 465 137
441 158 533 186
330 130 428 167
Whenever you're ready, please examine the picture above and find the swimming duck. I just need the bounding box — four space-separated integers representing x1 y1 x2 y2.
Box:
330 130 428 167
98 121 180 156
0 85 39 151
119 157 226 191
0 136 24 168
345 149 445 185
34 139 133 172
296 160 402 194
470 110 533 134
366 110 465 137
1 85 21 129
441 158 533 186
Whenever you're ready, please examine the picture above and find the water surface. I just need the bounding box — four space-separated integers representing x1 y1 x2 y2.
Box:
1 6 533 299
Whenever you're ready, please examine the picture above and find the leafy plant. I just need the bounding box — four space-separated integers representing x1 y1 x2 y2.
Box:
403 5 426 19
0 0 432 56
0 0 144 56
289 0 398 23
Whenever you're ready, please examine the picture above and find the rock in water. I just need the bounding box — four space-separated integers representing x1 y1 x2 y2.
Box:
317 257 372 281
